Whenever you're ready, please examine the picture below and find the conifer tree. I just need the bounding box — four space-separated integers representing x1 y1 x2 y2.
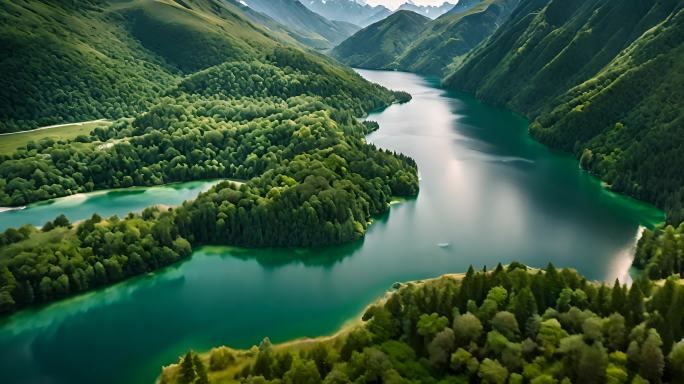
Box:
178 351 196 384
193 354 208 384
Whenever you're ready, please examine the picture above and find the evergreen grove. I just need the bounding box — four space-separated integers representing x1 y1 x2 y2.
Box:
161 264 684 384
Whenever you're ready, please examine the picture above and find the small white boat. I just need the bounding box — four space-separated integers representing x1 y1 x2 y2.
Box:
437 242 450 248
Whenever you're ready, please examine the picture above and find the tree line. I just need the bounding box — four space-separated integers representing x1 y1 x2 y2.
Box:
164 263 684 384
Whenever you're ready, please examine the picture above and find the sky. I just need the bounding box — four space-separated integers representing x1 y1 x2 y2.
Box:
363 0 454 10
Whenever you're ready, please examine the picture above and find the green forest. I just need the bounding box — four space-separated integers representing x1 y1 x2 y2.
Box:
3 0 684 383
0 0 345 133
443 0 684 277
160 264 684 383
635 223 684 280
0 1 418 315
0 64 418 314
0 87 418 313
0 48 407 206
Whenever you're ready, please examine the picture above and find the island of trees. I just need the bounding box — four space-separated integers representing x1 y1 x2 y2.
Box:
159 263 684 384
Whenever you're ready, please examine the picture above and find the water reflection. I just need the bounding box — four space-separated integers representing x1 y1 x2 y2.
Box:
0 70 664 384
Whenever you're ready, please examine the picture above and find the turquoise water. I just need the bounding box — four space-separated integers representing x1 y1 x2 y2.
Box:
0 70 663 384
0 180 222 231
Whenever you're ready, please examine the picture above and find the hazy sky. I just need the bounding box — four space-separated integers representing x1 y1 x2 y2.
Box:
364 0 454 10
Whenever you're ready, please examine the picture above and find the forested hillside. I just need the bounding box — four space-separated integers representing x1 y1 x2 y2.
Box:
397 0 519 75
0 0 291 133
331 0 519 75
0 1 418 315
444 0 684 276
0 0 174 133
331 11 431 70
159 264 684 383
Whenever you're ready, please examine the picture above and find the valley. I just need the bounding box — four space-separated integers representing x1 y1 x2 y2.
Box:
0 69 664 384
0 0 683 383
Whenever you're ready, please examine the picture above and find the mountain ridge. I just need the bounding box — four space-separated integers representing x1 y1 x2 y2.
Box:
301 0 391 27
331 0 519 75
330 10 431 69
239 0 361 49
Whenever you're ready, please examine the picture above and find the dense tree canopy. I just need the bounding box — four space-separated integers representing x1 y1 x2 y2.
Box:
635 223 684 280
0 47 406 207
0 37 417 316
161 264 684 384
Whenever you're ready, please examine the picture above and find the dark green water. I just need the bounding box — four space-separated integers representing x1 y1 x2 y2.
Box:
0 180 221 231
0 70 663 384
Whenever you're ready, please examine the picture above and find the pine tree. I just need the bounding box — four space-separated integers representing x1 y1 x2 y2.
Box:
593 285 610 317
611 279 626 315
510 287 537 332
457 266 475 311
193 354 209 384
544 263 564 309
626 284 645 326
178 351 196 384
252 350 273 379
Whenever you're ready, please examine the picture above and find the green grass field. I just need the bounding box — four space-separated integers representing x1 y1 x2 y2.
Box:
0 120 110 155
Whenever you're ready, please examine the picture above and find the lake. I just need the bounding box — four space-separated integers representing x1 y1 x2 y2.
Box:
0 70 663 384
0 180 222 231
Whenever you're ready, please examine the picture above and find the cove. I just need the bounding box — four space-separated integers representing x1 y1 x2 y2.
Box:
0 70 664 384
0 180 222 232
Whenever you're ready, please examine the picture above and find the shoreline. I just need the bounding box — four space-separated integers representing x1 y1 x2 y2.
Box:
157 272 467 383
0 178 237 213
0 206 26 213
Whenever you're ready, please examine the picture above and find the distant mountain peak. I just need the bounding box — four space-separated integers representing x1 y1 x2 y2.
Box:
396 1 455 19
301 0 391 27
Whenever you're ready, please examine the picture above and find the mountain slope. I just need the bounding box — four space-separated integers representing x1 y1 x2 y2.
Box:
302 0 391 27
240 0 360 49
0 0 381 133
445 0 684 221
223 0 324 48
330 10 431 69
331 0 517 75
445 0 482 15
0 0 174 133
397 0 520 74
0 0 292 133
116 0 282 72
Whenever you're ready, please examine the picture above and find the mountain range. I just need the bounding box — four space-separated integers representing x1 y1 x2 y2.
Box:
238 0 361 49
301 0 392 27
397 1 456 19
331 0 520 75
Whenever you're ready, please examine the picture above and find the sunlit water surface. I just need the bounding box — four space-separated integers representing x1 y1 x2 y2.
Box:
0 70 663 384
